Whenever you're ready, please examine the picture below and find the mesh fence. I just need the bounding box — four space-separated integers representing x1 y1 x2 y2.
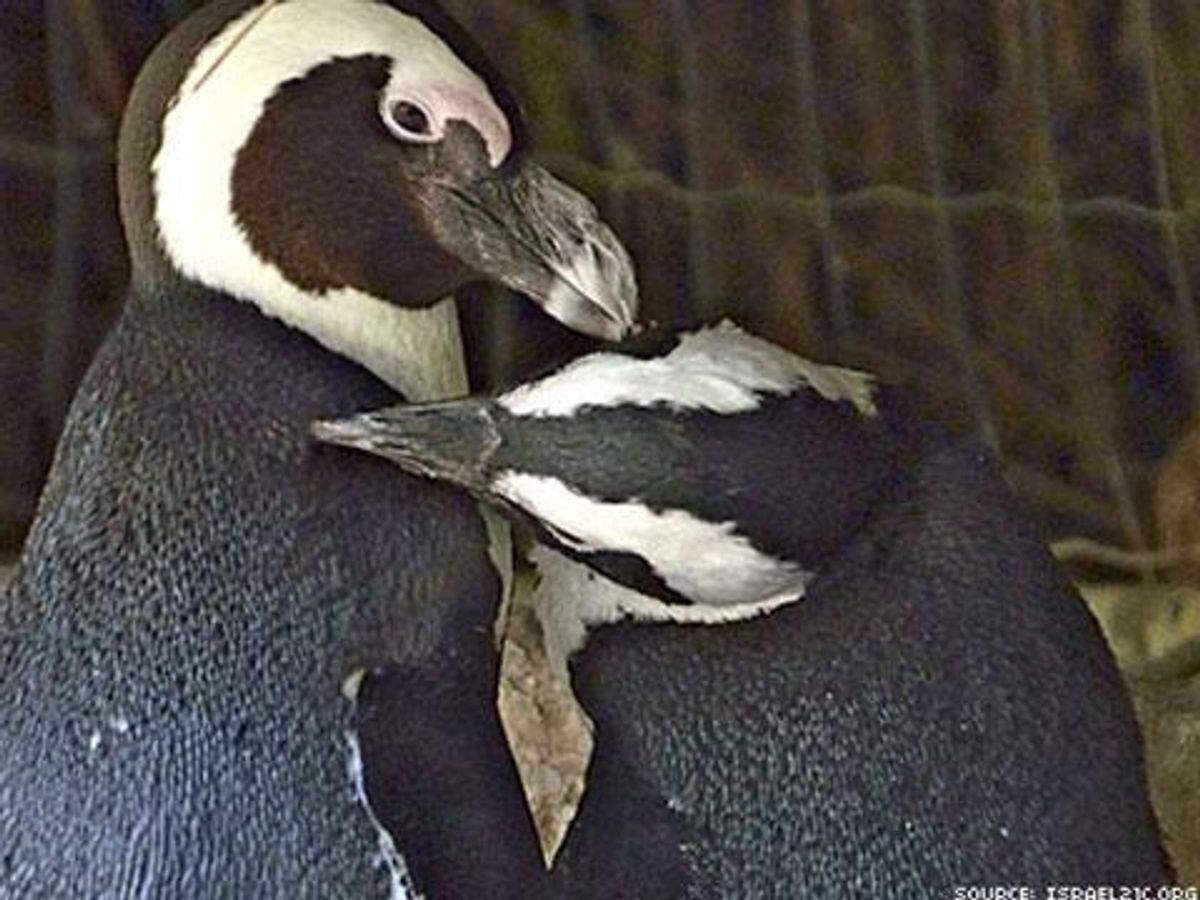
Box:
3 0 1200 566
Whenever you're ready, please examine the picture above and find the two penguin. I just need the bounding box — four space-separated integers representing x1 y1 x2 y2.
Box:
0 0 645 895
1 0 1169 896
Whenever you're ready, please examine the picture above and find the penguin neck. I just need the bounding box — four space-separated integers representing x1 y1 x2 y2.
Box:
264 285 470 404
132 273 468 405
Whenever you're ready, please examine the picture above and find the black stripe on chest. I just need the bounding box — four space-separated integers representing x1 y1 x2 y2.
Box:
491 390 900 574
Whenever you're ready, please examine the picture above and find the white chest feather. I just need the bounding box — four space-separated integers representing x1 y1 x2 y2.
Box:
527 544 803 667
495 472 812 609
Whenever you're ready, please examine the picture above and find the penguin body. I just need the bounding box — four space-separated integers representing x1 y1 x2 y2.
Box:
318 321 1170 892
0 2 669 896
3 293 488 896
571 433 1165 893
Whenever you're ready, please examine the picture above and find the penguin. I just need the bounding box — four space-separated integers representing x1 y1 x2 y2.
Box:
316 320 1171 892
0 2 702 898
315 320 885 619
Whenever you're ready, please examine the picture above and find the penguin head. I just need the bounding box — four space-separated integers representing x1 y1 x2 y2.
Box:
119 0 637 368
313 320 884 610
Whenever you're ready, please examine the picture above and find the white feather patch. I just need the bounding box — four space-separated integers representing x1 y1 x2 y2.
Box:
494 472 812 608
153 0 512 399
499 319 877 419
527 544 801 665
346 731 420 900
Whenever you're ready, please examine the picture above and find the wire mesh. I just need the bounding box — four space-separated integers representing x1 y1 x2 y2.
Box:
3 0 1199 566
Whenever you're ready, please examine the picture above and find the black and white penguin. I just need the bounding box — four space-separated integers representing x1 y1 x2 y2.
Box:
318 320 1171 891
0 2 697 898
315 320 887 618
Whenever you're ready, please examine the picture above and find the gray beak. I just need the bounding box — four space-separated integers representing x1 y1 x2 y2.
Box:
423 162 639 342
312 400 499 493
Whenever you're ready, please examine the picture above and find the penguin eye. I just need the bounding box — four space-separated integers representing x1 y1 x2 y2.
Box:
383 99 439 143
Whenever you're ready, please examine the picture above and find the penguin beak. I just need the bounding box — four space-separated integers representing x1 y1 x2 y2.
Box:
423 162 639 342
312 400 498 492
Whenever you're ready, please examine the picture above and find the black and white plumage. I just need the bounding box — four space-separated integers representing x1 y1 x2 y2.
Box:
0 2 695 898
316 320 887 621
318 321 1170 892
137 0 638 383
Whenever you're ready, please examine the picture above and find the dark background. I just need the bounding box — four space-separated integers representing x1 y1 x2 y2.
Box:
5 0 1200 571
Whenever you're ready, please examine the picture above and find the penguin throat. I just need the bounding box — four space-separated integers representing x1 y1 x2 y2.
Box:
527 544 805 667
256 288 468 402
